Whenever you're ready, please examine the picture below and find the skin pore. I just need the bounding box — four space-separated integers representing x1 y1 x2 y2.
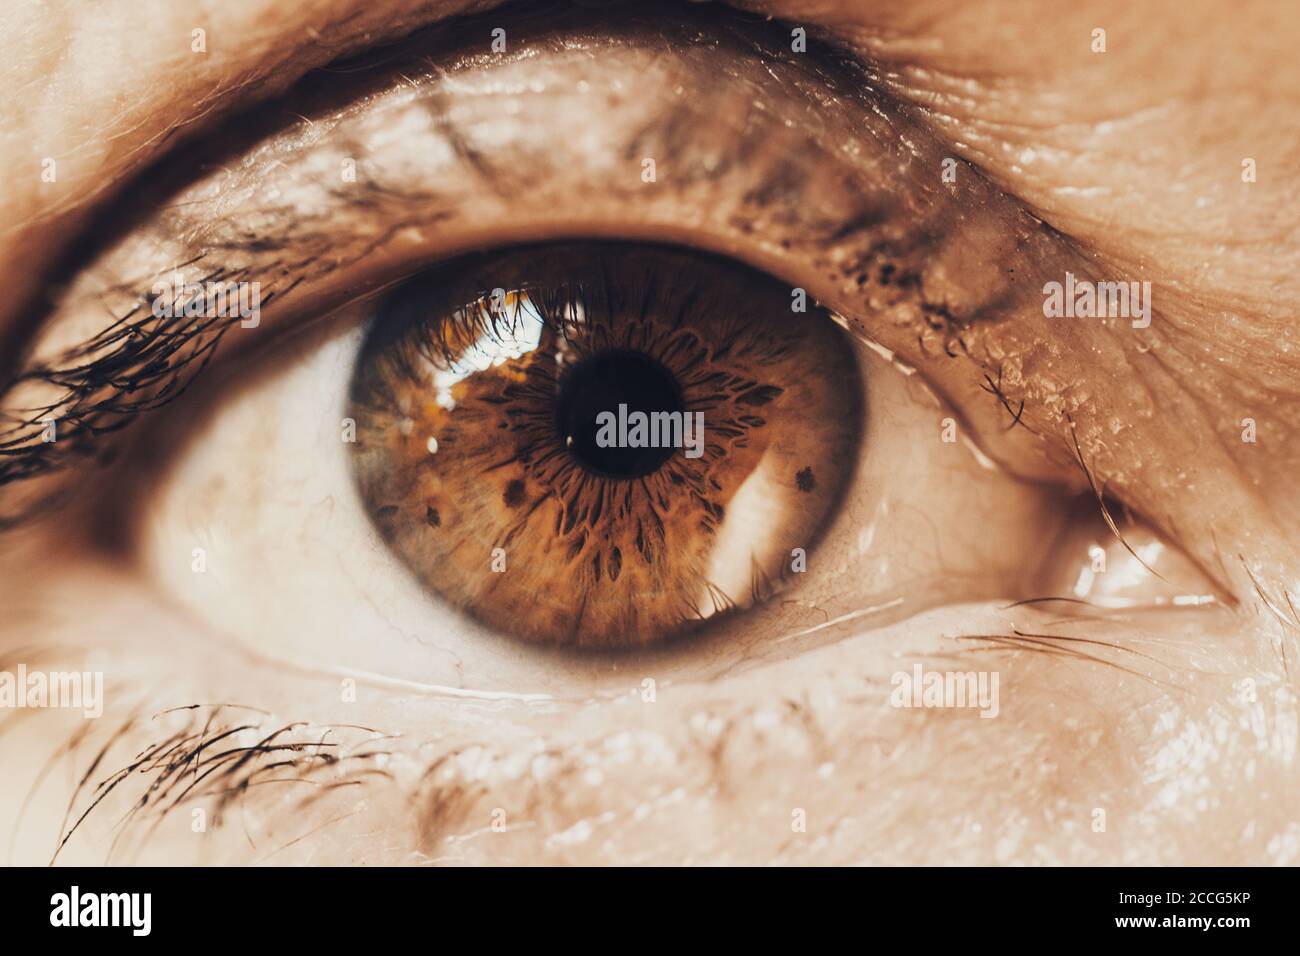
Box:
1 0 1297 864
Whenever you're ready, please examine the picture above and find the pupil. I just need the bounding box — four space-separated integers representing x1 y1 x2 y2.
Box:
556 349 685 479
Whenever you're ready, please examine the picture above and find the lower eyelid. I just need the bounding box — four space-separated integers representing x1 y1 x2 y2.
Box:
12 592 1239 865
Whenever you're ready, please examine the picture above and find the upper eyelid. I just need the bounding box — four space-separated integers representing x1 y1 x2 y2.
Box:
6 4 852 350
0 8 1083 525
13 3 1042 345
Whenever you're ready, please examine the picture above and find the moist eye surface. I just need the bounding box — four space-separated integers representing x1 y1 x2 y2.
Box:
347 242 864 648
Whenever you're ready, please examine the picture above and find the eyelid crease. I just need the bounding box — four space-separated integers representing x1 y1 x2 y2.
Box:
0 1 1100 535
0 0 543 383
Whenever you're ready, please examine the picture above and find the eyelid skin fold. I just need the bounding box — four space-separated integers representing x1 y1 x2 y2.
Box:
3 0 1297 871
1 6 1069 500
1 2 1279 610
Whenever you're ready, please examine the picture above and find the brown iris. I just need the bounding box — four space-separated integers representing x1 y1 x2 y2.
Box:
347 243 863 648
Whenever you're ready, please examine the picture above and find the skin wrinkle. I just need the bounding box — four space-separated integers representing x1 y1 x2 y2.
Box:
5 5 1296 618
0 0 509 354
726 2 1300 594
10 596 1293 865
735 1 1300 307
1 0 1297 866
2 14 1044 518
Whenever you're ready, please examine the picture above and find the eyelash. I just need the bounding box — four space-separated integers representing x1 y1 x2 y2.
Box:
0 3 1073 536
0 290 237 495
50 702 394 865
0 242 307 528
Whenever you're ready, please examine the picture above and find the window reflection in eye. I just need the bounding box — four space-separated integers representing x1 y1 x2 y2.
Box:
348 242 863 647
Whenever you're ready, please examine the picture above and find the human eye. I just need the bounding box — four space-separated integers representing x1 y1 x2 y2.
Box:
0 0 1282 870
115 231 1098 682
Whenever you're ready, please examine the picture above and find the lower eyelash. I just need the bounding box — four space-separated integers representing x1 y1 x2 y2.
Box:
48 703 394 865
21 590 1226 865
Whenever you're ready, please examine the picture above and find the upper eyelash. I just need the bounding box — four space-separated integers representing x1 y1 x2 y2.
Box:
0 3 1062 531
0 273 254 528
370 244 724 370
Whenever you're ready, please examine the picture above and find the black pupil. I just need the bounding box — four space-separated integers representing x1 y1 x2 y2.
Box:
556 350 684 479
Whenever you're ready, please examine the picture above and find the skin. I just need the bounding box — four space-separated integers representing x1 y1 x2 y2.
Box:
0 0 1297 865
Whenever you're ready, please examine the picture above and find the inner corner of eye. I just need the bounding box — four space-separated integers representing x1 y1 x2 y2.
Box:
342 241 865 649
